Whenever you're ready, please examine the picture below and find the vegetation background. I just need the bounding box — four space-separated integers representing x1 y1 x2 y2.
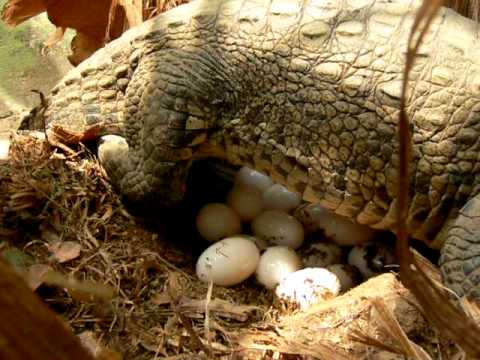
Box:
0 0 72 138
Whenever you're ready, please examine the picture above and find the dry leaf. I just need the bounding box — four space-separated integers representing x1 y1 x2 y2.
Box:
2 0 193 66
2 0 113 65
49 123 104 145
0 0 47 27
26 263 53 290
50 241 81 263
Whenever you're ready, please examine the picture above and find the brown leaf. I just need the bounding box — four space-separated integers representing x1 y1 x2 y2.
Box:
50 241 81 263
26 263 53 290
1 0 47 27
49 123 105 144
2 0 192 67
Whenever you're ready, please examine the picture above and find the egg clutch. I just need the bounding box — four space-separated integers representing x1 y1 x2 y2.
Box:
194 167 396 310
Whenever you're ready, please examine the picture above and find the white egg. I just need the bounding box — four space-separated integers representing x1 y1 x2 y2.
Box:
98 135 128 166
227 185 263 221
255 246 303 289
235 166 274 192
262 184 302 213
326 264 361 292
296 204 376 246
347 243 396 279
252 210 304 249
196 236 260 286
275 268 341 310
301 242 343 268
196 203 241 242
0 139 10 161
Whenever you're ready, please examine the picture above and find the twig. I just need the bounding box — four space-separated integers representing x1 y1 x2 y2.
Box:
204 280 213 347
167 274 212 356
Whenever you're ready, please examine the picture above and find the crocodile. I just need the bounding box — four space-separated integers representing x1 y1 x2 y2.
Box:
19 0 480 298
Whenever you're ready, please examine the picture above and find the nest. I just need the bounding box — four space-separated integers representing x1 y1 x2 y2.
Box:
0 132 462 359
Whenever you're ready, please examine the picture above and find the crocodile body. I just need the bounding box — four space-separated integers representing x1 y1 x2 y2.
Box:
23 0 480 297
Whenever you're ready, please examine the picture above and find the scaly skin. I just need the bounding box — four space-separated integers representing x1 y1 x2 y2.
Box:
21 0 480 297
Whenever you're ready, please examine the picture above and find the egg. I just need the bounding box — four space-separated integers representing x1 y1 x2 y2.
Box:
235 166 273 192
347 243 396 279
252 210 304 249
0 139 10 161
275 268 341 310
262 184 302 213
196 203 241 242
227 185 263 221
97 135 128 165
196 236 260 286
301 242 343 268
326 264 361 292
255 246 303 289
295 204 376 246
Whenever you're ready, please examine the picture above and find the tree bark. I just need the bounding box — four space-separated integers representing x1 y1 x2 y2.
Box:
0 259 95 360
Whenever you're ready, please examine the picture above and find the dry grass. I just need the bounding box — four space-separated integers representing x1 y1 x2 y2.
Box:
0 133 263 358
0 132 467 359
